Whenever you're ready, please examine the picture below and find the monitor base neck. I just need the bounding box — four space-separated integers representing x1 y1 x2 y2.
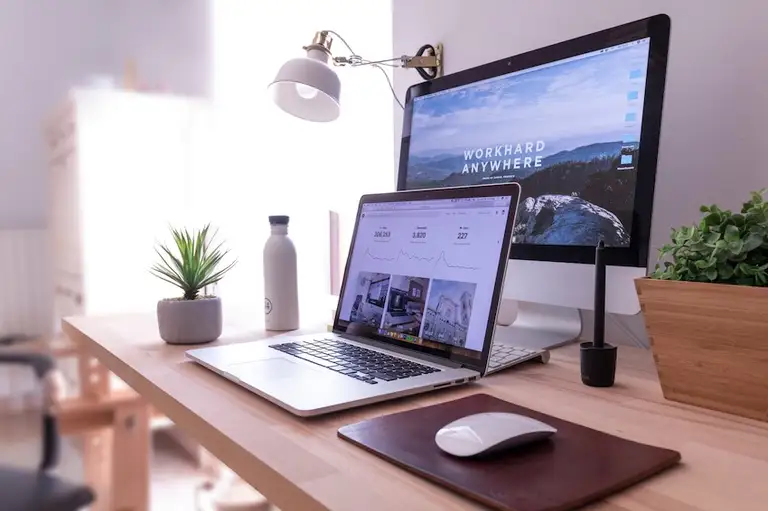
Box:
494 300 582 350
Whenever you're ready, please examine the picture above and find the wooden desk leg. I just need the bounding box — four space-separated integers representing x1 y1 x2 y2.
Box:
73 343 151 510
83 403 151 511
78 352 110 399
112 401 151 511
84 429 114 511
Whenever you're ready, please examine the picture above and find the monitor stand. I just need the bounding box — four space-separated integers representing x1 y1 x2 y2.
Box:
493 300 582 351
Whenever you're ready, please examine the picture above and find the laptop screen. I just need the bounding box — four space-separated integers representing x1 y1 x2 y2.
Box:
335 192 514 363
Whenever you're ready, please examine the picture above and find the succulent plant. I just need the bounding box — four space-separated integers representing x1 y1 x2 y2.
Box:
151 224 236 299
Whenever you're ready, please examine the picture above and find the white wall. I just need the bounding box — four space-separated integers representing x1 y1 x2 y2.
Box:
0 0 211 229
392 0 768 345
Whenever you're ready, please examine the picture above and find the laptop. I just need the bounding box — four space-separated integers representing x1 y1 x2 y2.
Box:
187 183 544 416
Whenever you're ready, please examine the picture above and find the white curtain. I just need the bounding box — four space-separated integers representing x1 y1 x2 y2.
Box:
208 1 395 326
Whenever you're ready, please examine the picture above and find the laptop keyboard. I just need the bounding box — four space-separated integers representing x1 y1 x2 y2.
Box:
270 338 441 384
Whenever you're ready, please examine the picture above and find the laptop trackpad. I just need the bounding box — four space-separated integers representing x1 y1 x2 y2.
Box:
227 358 320 381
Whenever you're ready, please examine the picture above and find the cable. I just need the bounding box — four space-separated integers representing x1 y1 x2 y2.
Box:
325 30 357 56
371 63 405 110
414 44 438 81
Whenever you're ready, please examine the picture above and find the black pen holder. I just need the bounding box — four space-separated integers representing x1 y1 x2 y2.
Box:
580 341 617 388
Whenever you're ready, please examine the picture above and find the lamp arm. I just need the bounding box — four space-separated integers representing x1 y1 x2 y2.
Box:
316 30 443 108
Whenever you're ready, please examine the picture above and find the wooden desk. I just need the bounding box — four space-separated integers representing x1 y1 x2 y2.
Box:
63 314 768 511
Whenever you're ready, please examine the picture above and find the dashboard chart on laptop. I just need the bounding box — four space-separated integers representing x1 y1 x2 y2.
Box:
337 196 512 354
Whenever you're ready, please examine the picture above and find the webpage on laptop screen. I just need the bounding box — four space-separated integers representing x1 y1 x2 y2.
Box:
337 196 512 357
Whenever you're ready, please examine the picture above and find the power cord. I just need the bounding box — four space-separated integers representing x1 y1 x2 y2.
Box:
371 64 404 110
413 44 439 81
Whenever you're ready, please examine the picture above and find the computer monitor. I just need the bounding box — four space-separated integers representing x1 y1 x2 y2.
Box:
397 15 670 349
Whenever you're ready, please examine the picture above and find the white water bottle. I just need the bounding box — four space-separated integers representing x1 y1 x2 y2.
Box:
263 215 299 330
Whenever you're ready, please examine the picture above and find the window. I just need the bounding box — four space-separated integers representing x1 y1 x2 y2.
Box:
209 1 394 325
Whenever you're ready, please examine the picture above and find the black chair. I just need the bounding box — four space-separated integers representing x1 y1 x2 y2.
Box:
0 344 95 511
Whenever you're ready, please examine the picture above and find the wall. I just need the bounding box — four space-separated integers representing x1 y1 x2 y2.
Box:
0 0 211 229
392 0 768 345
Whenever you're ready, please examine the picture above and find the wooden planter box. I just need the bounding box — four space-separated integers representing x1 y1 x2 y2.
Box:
635 278 768 422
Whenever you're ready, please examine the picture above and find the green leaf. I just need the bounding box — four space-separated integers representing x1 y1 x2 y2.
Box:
718 264 735 280
731 214 746 227
724 224 741 243
694 259 712 269
728 239 745 255
706 268 718 281
704 212 722 226
150 224 237 298
744 233 764 252
705 231 721 245
731 252 749 262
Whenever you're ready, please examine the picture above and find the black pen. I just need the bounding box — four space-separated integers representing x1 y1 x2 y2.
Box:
593 240 606 349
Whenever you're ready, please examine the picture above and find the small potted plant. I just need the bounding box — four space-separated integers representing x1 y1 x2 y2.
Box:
151 224 237 345
635 189 768 421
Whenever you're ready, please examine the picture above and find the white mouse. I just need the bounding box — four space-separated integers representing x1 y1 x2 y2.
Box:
435 412 557 457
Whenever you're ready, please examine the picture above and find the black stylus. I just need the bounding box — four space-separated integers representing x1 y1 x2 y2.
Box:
593 240 606 349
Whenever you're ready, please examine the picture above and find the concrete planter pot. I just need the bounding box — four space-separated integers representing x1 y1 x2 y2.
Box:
157 296 222 345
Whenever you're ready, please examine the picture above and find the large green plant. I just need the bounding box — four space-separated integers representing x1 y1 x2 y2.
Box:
652 190 768 286
150 224 237 300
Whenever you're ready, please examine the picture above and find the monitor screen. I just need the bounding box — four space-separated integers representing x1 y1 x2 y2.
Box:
335 194 513 359
403 38 651 248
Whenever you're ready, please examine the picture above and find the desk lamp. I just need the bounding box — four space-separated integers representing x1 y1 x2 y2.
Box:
269 30 443 121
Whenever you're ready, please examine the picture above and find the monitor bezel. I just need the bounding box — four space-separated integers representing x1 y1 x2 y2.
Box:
332 183 521 374
396 14 671 268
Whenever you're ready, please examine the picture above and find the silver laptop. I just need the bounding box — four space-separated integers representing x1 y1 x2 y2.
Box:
187 183 542 417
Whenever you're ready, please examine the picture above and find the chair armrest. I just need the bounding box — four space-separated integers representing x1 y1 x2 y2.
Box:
0 352 64 471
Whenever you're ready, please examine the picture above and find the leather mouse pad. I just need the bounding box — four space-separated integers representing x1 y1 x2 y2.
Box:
338 393 681 511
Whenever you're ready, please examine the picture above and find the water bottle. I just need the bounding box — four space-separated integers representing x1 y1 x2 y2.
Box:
263 215 299 330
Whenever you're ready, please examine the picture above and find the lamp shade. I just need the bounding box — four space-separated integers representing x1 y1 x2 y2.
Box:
269 49 341 122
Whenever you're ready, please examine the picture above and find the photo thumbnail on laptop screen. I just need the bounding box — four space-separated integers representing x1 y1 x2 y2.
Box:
336 196 513 358
404 38 651 248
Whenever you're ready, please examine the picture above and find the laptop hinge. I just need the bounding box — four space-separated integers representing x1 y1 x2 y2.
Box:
336 332 464 369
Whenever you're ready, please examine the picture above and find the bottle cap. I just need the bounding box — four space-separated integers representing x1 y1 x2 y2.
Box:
268 215 290 225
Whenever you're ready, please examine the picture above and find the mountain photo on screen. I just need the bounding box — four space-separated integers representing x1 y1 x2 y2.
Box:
406 39 651 247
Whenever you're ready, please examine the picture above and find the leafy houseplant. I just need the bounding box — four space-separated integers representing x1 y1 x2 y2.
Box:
151 225 236 345
651 189 768 286
636 189 768 423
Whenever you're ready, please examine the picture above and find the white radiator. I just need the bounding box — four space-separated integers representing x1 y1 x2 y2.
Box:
0 229 53 413
0 229 52 338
